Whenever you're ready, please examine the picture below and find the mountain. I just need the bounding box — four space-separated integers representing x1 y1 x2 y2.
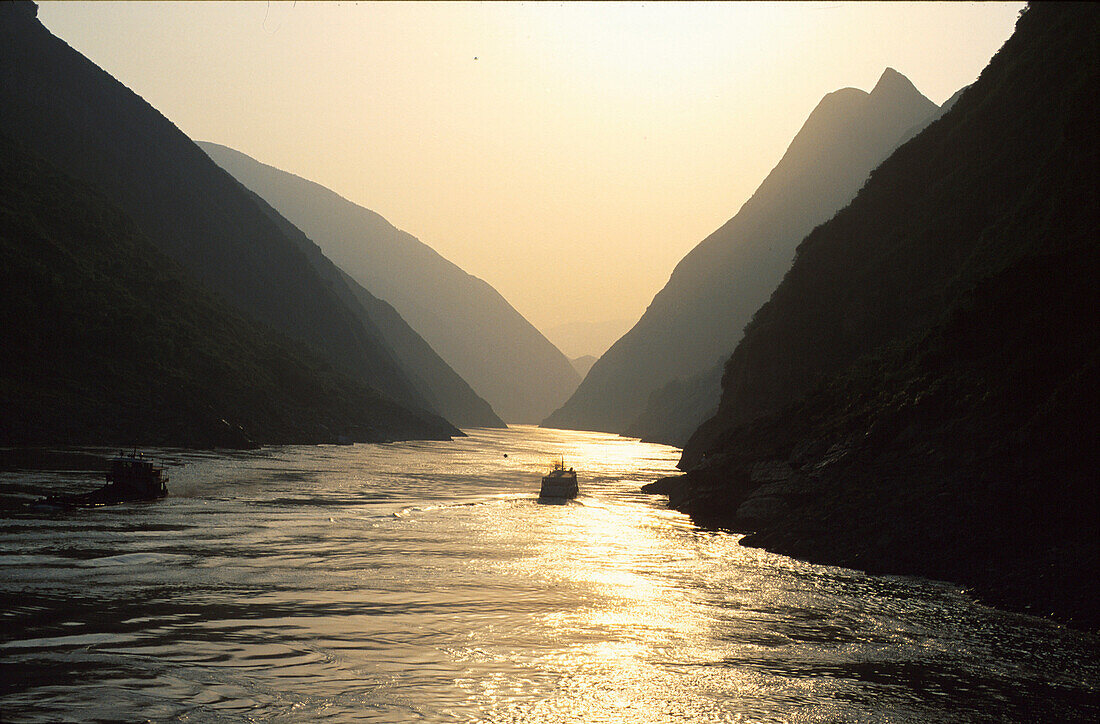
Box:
0 133 456 447
623 359 723 446
233 183 504 429
569 355 598 378
332 268 505 429
893 83 967 151
594 80 971 449
543 68 939 435
197 142 581 423
647 3 1099 628
0 1 459 438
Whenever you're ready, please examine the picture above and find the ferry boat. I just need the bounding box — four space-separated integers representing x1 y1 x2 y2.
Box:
35 451 168 508
539 458 578 500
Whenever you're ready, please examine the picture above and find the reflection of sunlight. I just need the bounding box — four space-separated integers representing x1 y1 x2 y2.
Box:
567 505 702 639
515 424 682 487
524 451 710 721
10 428 1091 724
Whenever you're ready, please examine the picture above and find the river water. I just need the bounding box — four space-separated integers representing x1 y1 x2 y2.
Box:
0 426 1096 722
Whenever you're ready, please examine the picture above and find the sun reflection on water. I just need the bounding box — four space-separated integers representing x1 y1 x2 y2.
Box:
2 427 1097 722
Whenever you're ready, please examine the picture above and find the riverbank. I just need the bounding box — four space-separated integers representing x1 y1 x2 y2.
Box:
643 414 1100 632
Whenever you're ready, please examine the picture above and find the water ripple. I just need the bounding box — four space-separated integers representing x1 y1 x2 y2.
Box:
1 427 1097 722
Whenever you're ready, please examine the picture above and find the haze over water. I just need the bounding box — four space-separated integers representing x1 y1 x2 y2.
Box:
1 427 1096 722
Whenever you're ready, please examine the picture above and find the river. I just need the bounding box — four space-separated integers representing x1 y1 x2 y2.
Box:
1 426 1096 722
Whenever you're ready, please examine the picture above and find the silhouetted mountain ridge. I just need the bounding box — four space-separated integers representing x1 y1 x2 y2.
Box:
626 78 973 449
0 1 461 443
229 180 505 429
198 142 580 423
648 2 1099 628
544 67 938 436
569 355 598 378
0 133 456 446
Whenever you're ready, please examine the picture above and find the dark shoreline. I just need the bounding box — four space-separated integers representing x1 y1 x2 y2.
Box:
643 449 1100 634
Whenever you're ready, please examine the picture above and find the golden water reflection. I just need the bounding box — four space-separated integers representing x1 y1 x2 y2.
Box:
2 426 1096 722
434 426 834 721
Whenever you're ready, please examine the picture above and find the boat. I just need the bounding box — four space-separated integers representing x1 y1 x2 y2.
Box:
34 451 168 508
539 458 578 500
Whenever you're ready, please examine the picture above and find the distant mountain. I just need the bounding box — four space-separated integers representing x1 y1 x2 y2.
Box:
197 142 580 423
543 68 939 435
234 183 504 429
569 355 598 378
623 92 967 450
332 268 505 429
650 3 1099 627
623 359 722 446
590 80 970 449
0 133 455 447
893 83 968 151
544 318 636 359
0 1 459 442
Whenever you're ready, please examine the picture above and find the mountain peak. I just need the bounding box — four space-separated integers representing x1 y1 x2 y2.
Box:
543 63 941 435
870 67 921 99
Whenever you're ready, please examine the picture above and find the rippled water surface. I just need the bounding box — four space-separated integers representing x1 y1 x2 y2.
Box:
1 426 1097 722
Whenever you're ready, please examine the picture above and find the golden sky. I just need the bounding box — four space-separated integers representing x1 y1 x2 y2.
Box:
38 1 1023 334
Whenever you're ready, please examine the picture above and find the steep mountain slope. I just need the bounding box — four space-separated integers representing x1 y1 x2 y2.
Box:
0 134 456 447
334 270 505 429
625 84 970 448
0 1 442 424
623 359 723 446
892 83 967 151
197 142 580 423
544 69 938 434
649 3 1099 627
235 183 504 429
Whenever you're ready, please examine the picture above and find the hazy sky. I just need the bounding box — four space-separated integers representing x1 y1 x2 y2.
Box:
38 1 1023 335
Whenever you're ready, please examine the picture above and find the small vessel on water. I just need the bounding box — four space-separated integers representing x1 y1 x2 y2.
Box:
35 451 168 509
539 458 578 500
